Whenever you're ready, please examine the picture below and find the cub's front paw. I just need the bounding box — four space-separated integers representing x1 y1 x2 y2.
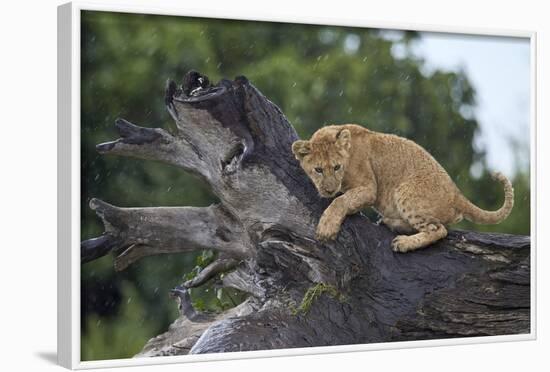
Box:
391 235 416 253
316 216 341 241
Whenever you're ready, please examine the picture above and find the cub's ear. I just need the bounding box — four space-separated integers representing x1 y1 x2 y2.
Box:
336 129 351 151
292 140 311 160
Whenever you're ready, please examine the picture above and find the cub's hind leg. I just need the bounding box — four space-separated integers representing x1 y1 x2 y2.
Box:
390 181 450 253
391 219 447 253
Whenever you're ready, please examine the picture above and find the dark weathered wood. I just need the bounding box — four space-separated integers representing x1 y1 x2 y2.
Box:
82 70 530 356
81 233 120 264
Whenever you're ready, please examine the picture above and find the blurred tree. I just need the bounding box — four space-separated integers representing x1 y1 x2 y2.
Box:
80 11 530 360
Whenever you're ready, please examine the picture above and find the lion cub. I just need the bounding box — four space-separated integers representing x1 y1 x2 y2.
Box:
292 124 514 252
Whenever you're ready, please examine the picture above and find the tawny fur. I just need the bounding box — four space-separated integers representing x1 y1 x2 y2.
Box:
292 124 514 252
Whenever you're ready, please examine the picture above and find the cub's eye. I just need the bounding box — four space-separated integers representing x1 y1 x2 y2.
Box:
334 164 341 171
314 167 323 174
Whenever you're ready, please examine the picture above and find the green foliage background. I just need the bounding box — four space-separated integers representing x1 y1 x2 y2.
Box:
80 11 530 361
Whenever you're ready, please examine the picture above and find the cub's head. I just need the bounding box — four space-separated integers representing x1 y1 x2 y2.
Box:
292 128 351 198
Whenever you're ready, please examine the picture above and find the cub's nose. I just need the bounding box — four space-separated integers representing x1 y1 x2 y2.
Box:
325 189 336 195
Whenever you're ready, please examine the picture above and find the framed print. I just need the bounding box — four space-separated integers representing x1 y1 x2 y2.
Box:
58 1 536 369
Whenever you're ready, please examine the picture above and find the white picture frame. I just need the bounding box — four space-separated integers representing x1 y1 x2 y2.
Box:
58 1 537 369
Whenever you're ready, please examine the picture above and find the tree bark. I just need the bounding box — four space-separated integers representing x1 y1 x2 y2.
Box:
82 70 530 356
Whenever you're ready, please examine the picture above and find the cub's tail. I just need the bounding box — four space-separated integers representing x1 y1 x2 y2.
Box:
457 171 514 225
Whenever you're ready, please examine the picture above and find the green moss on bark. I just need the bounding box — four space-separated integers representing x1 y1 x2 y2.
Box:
291 283 346 315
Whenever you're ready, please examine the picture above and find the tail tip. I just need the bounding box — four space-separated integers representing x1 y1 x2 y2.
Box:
490 171 506 182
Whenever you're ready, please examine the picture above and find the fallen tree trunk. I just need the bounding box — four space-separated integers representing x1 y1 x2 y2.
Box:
82 70 530 356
